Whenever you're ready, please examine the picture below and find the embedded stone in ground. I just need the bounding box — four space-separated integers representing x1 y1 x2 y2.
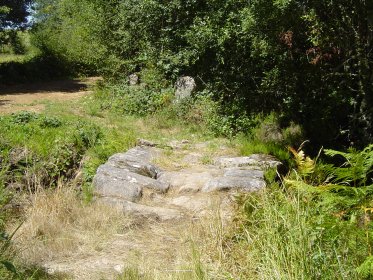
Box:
96 164 169 192
121 200 184 221
202 176 266 192
107 147 161 179
93 167 143 202
214 154 281 169
158 169 219 193
223 168 264 179
170 195 213 213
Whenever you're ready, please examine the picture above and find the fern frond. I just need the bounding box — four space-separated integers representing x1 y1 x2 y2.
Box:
288 146 315 177
324 145 373 187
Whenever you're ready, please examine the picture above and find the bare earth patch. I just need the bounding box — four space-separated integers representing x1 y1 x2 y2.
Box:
0 77 100 115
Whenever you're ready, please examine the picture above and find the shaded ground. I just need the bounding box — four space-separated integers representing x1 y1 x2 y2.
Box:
0 77 100 115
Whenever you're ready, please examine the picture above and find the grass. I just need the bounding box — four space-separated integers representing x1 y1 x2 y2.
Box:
222 184 368 279
3 78 371 279
13 186 130 267
0 81 232 278
0 54 28 64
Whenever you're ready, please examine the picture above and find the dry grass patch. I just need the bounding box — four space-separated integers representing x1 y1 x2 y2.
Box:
13 186 129 265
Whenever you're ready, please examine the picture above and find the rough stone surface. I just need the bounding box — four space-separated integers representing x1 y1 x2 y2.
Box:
174 76 196 101
42 140 285 279
202 177 266 192
128 73 139 85
170 195 212 212
93 170 142 202
107 147 160 179
214 154 281 169
96 164 169 193
223 168 264 179
158 169 218 193
121 201 183 221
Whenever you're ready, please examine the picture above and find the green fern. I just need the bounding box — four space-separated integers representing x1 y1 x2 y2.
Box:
324 144 373 187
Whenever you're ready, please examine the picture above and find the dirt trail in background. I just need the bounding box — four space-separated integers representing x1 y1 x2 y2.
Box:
0 77 100 115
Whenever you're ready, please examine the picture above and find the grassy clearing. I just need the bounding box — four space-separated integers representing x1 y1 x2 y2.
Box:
0 81 233 278
0 54 29 64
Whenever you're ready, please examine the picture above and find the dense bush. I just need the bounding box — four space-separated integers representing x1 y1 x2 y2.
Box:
0 54 71 84
31 0 373 150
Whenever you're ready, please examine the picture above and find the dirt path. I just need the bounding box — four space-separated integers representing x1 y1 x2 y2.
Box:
0 77 100 115
22 140 280 279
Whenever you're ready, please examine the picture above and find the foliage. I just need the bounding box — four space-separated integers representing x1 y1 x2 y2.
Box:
31 0 373 149
0 53 69 84
227 144 373 279
0 112 102 191
0 0 32 58
323 145 373 187
0 0 32 31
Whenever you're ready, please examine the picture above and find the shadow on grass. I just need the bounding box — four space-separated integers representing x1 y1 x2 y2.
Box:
0 54 98 96
0 79 89 95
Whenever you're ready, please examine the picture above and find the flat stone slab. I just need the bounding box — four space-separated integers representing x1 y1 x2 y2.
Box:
202 177 266 192
107 147 161 179
223 168 264 179
170 195 213 212
122 201 183 221
93 169 142 202
158 169 219 193
214 154 281 169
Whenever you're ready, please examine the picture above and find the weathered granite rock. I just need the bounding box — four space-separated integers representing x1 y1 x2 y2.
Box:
93 170 142 202
96 164 169 193
214 154 281 169
202 177 266 192
174 76 196 101
223 168 264 179
170 195 212 212
107 147 160 179
128 73 139 86
121 201 183 221
158 169 218 193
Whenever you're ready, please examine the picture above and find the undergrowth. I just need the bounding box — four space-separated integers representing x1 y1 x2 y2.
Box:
226 144 373 279
3 78 371 279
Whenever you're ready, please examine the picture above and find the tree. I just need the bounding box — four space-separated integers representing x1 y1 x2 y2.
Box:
1 0 32 52
0 0 32 30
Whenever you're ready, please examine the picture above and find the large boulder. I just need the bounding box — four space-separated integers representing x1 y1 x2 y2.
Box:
174 76 196 101
93 168 142 202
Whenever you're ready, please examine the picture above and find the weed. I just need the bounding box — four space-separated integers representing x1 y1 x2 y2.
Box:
11 111 38 125
38 116 62 128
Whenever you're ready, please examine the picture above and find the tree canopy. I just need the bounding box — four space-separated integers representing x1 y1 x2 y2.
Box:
22 0 373 148
0 0 32 30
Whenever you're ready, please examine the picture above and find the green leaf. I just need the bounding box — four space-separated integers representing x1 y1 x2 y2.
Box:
1 260 17 274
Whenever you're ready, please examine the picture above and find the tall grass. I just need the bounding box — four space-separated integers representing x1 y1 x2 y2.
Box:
224 145 373 279
225 183 367 279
